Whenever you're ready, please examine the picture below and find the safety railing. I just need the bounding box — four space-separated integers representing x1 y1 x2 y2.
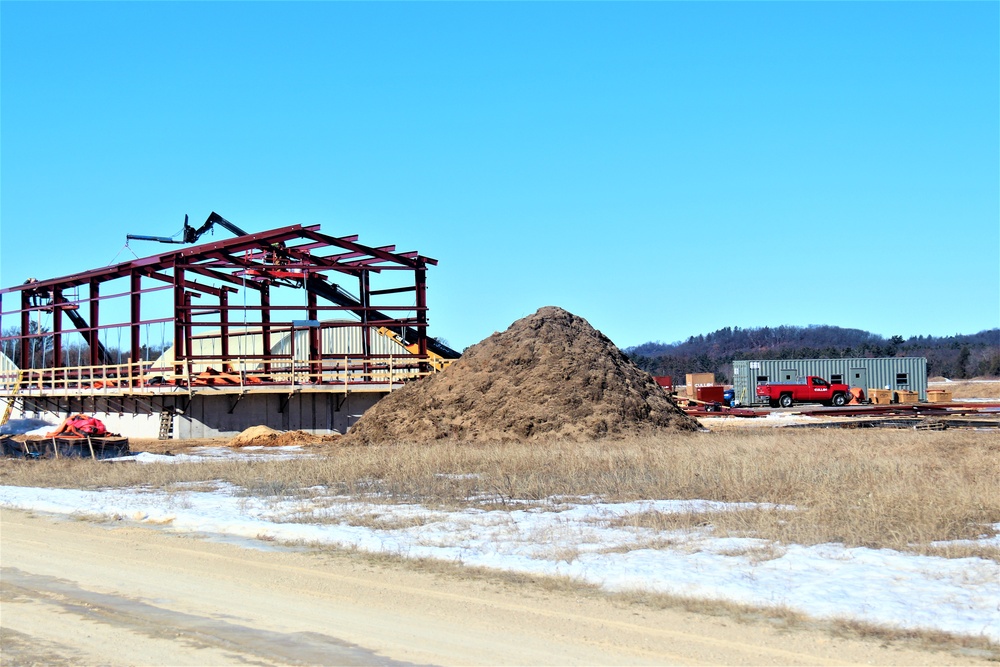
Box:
0 361 158 394
0 353 436 395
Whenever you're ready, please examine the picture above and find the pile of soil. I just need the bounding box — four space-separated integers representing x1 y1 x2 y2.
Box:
227 426 341 448
345 306 700 444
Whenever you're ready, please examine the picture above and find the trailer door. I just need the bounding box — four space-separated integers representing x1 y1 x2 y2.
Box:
850 368 868 393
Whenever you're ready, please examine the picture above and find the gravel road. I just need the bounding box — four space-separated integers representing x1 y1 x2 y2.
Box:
0 509 986 666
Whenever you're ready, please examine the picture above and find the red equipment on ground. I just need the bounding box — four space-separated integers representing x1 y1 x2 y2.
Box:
45 414 110 438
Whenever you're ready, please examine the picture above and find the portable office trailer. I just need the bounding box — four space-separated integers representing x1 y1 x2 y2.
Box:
731 357 927 406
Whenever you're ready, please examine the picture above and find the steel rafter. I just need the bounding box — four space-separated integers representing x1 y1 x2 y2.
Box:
301 228 436 269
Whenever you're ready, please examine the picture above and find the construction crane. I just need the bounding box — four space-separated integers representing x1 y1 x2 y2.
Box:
127 212 248 244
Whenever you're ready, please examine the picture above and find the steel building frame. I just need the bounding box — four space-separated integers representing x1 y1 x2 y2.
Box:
0 221 454 395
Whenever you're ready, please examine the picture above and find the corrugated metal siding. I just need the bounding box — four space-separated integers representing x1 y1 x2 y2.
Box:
0 351 18 389
148 330 267 374
270 327 403 361
1 352 17 372
732 357 927 405
148 324 411 374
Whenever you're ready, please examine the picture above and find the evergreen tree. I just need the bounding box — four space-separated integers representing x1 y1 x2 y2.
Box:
956 346 970 379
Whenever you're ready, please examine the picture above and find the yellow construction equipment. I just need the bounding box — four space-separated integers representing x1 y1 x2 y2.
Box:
376 327 454 373
1 370 24 426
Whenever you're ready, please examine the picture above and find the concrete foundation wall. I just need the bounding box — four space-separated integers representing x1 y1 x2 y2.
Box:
177 392 383 438
13 391 386 439
11 405 161 439
100 412 161 439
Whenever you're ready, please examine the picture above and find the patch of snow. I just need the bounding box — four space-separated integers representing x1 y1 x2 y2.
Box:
105 446 315 464
0 418 56 436
0 484 996 642
765 411 821 421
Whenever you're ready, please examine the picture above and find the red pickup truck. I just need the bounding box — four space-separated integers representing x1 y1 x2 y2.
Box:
756 376 851 408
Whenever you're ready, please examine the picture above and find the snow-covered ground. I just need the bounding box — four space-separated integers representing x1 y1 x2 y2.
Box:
1 448 997 644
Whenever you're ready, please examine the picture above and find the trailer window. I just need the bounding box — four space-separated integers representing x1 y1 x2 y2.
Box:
896 373 909 386
831 374 843 384
756 376 768 383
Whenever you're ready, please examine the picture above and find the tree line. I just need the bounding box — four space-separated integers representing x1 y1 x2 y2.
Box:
625 325 1000 383
1 323 168 369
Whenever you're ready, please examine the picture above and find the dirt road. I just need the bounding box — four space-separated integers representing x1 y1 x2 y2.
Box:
0 509 985 666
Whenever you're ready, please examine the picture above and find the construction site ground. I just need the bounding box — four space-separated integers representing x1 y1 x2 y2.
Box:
2 508 986 667
123 397 999 449
696 400 999 430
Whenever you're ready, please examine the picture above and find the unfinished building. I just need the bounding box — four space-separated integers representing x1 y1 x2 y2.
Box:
0 214 459 438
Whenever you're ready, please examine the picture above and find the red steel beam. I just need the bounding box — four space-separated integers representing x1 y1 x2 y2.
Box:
140 268 234 297
301 228 435 269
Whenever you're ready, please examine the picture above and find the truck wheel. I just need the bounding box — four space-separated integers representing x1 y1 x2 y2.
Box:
832 393 847 407
779 394 793 408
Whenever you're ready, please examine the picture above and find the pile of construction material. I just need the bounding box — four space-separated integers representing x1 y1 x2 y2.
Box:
227 426 341 448
1 414 129 459
345 306 700 444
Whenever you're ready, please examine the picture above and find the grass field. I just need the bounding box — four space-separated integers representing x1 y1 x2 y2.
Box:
928 378 1000 399
2 428 997 561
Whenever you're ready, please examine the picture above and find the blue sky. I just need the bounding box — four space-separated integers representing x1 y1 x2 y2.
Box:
2 2 997 351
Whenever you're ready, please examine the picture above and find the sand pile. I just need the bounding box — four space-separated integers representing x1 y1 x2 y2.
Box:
345 306 700 444
227 426 341 448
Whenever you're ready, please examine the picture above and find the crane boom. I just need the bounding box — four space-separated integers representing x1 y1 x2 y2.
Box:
128 212 249 245
182 212 248 242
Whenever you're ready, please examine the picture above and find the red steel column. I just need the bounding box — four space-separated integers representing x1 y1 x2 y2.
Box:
307 289 320 383
219 291 230 368
360 271 371 375
52 288 63 369
130 271 142 375
260 285 271 373
173 267 186 376
89 280 101 367
415 267 428 359
20 292 31 369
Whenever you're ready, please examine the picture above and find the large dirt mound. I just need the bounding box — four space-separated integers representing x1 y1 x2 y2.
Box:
345 306 700 444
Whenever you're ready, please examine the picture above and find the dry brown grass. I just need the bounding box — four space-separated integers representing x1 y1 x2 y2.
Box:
1 429 997 559
929 379 1000 399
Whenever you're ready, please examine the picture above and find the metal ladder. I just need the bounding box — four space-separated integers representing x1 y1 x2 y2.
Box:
158 411 174 440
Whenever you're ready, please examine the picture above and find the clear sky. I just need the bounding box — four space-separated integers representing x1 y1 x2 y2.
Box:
2 2 997 351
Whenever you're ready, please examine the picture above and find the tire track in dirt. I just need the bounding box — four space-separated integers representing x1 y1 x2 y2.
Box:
2 567 405 666
3 510 983 666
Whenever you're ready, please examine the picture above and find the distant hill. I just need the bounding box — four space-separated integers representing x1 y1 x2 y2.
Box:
624 326 1000 383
